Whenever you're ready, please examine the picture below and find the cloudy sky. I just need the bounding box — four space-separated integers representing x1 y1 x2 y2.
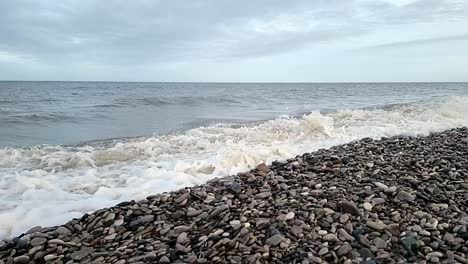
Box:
1 0 467 82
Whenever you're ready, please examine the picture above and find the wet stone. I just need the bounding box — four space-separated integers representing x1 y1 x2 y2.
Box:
226 182 242 195
340 201 360 215
30 237 47 247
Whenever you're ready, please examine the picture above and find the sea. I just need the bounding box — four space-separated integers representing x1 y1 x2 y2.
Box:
1 81 467 238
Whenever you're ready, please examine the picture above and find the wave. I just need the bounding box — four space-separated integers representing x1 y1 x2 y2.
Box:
1 113 79 124
0 96 467 238
92 96 243 109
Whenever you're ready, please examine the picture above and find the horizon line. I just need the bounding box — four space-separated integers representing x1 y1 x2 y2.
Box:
1 80 467 84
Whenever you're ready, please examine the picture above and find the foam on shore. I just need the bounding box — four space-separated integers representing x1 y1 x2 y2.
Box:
1 96 467 238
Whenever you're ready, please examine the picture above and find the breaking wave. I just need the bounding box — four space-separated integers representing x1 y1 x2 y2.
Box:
0 96 467 238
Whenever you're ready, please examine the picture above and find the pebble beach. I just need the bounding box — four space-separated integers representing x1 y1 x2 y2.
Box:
1 127 468 263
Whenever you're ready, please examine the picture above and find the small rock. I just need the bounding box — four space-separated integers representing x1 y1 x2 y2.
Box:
256 163 270 173
30 237 47 247
363 202 373 211
318 247 329 255
358 248 372 260
373 237 387 249
367 221 387 230
144 252 158 261
340 214 350 223
397 191 415 202
373 182 388 190
337 244 352 256
159 256 171 264
226 182 242 195
177 232 188 245
70 247 93 261
323 234 338 242
266 234 284 246
254 192 272 199
43 254 58 261
54 226 72 235
230 220 242 230
285 212 295 220
340 201 360 215
13 256 30 264
318 230 328 236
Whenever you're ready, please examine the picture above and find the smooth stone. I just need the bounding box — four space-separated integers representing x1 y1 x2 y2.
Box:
230 220 242 229
363 202 373 211
159 256 171 263
402 235 419 255
318 247 329 255
397 191 415 202
285 212 295 220
177 232 188 245
338 228 355 241
30 237 47 247
387 223 401 236
55 226 72 235
13 256 30 264
337 244 352 256
226 182 242 195
340 214 350 223
373 237 387 249
340 201 360 215
70 247 93 260
144 252 158 261
358 248 372 260
48 239 65 245
254 192 272 199
323 234 338 242
129 215 154 228
367 221 387 230
114 219 124 226
318 230 328 236
373 182 388 190
25 226 43 234
43 254 58 261
265 234 284 246
256 163 270 173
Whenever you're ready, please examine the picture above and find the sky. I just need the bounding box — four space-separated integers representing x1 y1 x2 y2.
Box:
0 0 468 82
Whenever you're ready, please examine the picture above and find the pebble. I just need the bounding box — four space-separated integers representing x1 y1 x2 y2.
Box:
43 254 58 261
54 226 72 235
70 247 93 260
159 256 171 263
373 237 387 249
266 234 284 246
367 221 387 230
340 201 360 215
397 190 416 202
318 247 328 255
373 182 388 190
323 234 338 242
30 237 47 247
363 202 373 211
13 256 30 263
337 244 352 256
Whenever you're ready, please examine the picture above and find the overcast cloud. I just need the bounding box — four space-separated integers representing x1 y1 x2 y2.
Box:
0 0 467 82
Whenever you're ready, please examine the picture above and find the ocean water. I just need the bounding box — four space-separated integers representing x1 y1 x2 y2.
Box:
0 81 468 238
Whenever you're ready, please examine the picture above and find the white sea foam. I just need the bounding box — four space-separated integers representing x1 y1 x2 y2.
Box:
1 96 467 238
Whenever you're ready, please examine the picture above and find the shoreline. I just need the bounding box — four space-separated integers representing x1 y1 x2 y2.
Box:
1 128 468 263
